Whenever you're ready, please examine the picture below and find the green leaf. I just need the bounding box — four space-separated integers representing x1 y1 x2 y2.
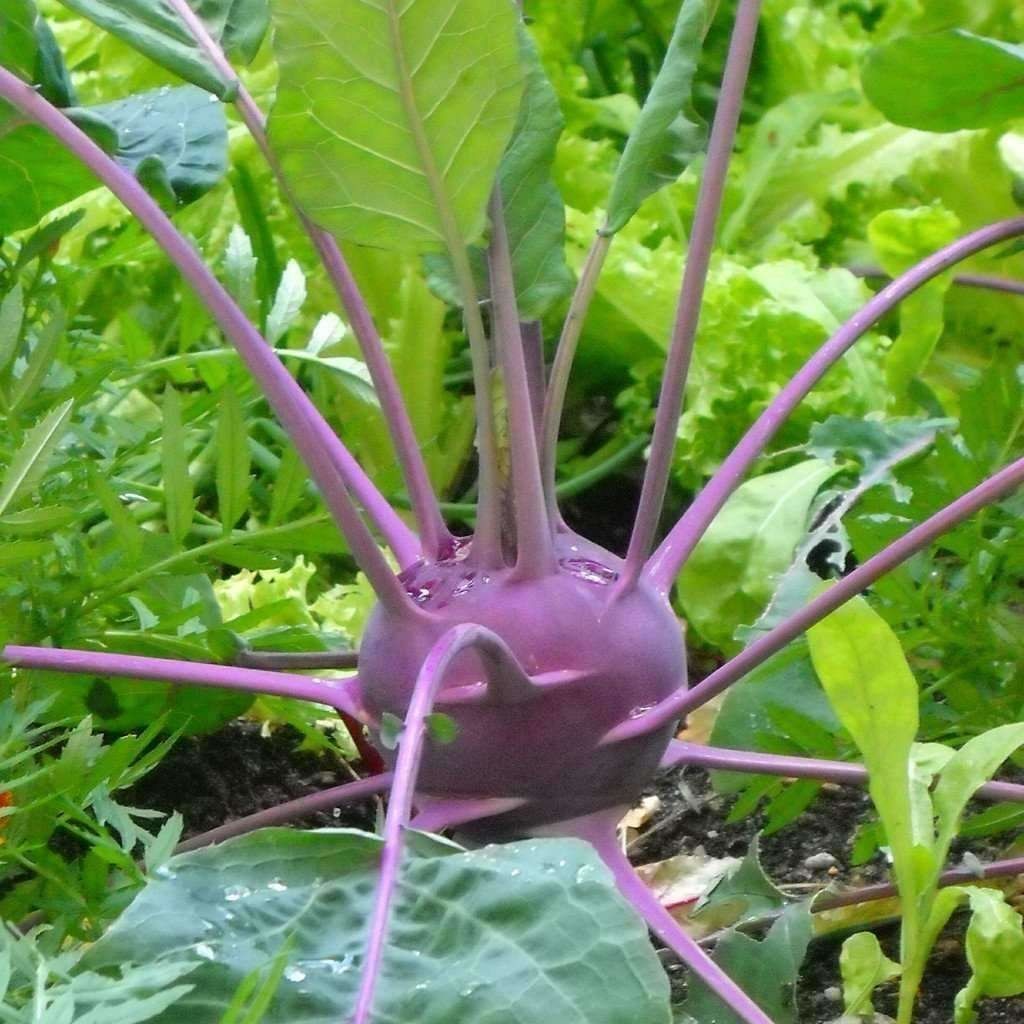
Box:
84 828 673 1024
268 0 524 253
14 209 86 269
867 207 961 398
932 723 1024 869
0 0 37 84
603 0 709 234
0 398 72 517
424 711 458 745
679 459 838 652
216 387 250 532
955 888 1024 1024
0 282 24 374
265 259 306 346
682 902 812 1024
807 595 926 924
424 27 573 318
224 225 258 321
692 837 786 930
9 303 64 413
161 387 194 546
87 85 228 205
863 30 1024 132
840 931 901 1017
57 0 270 98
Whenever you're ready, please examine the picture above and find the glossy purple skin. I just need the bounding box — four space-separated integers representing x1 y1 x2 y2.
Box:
358 532 687 835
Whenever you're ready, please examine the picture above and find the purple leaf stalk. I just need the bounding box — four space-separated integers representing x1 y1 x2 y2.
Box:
3 2 1024 1022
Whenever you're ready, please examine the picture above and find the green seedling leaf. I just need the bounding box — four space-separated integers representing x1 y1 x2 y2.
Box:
954 888 1024 1024
216 387 251 532
425 712 458 745
224 225 258 320
9 304 64 412
840 931 901 1017
57 0 270 97
863 30 1024 132
0 398 73 517
932 723 1024 869
84 828 673 1023
807 595 928 927
604 0 709 234
268 0 524 253
161 387 194 547
265 260 306 346
378 711 404 750
680 459 838 652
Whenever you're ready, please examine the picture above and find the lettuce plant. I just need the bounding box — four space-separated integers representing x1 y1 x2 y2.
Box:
2 1 1024 1021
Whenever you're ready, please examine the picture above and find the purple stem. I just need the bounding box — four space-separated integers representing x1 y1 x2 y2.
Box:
647 215 1024 591
541 233 612 519
408 796 528 833
487 191 555 578
619 0 763 589
353 624 504 1024
233 649 360 671
609 454 1024 743
816 856 1024 913
662 741 1024 804
175 773 393 854
848 264 1024 299
162 0 445 565
2 645 368 722
0 68 416 611
519 320 546 442
574 811 773 1024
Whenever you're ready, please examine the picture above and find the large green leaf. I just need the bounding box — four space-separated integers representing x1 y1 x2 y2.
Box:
57 0 270 98
603 0 709 234
862 30 1024 132
679 459 838 652
268 0 524 253
424 27 573 318
84 828 672 1024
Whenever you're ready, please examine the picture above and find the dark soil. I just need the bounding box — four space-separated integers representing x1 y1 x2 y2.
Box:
634 765 1024 1023
125 721 376 840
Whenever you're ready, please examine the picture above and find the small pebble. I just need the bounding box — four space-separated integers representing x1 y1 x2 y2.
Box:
824 986 842 1003
804 851 839 870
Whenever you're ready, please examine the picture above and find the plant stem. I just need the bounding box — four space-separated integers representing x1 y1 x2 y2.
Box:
487 191 555 577
163 0 448 564
541 232 611 519
2 646 367 721
352 624 490 1024
0 68 418 613
607 454 1024 743
660 741 1024 803
619 0 763 590
175 773 393 854
383 0 503 566
576 812 773 1024
849 264 1024 298
647 215 1024 592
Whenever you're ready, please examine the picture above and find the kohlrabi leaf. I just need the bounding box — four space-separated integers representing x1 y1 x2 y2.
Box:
87 85 228 206
682 902 812 1024
862 30 1024 132
839 931 901 1018
691 837 786 930
424 27 573 318
0 0 73 113
84 828 673 1024
954 888 1024 1024
603 0 709 234
679 459 838 653
807 595 927 912
931 723 1024 868
57 0 270 98
268 0 523 254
